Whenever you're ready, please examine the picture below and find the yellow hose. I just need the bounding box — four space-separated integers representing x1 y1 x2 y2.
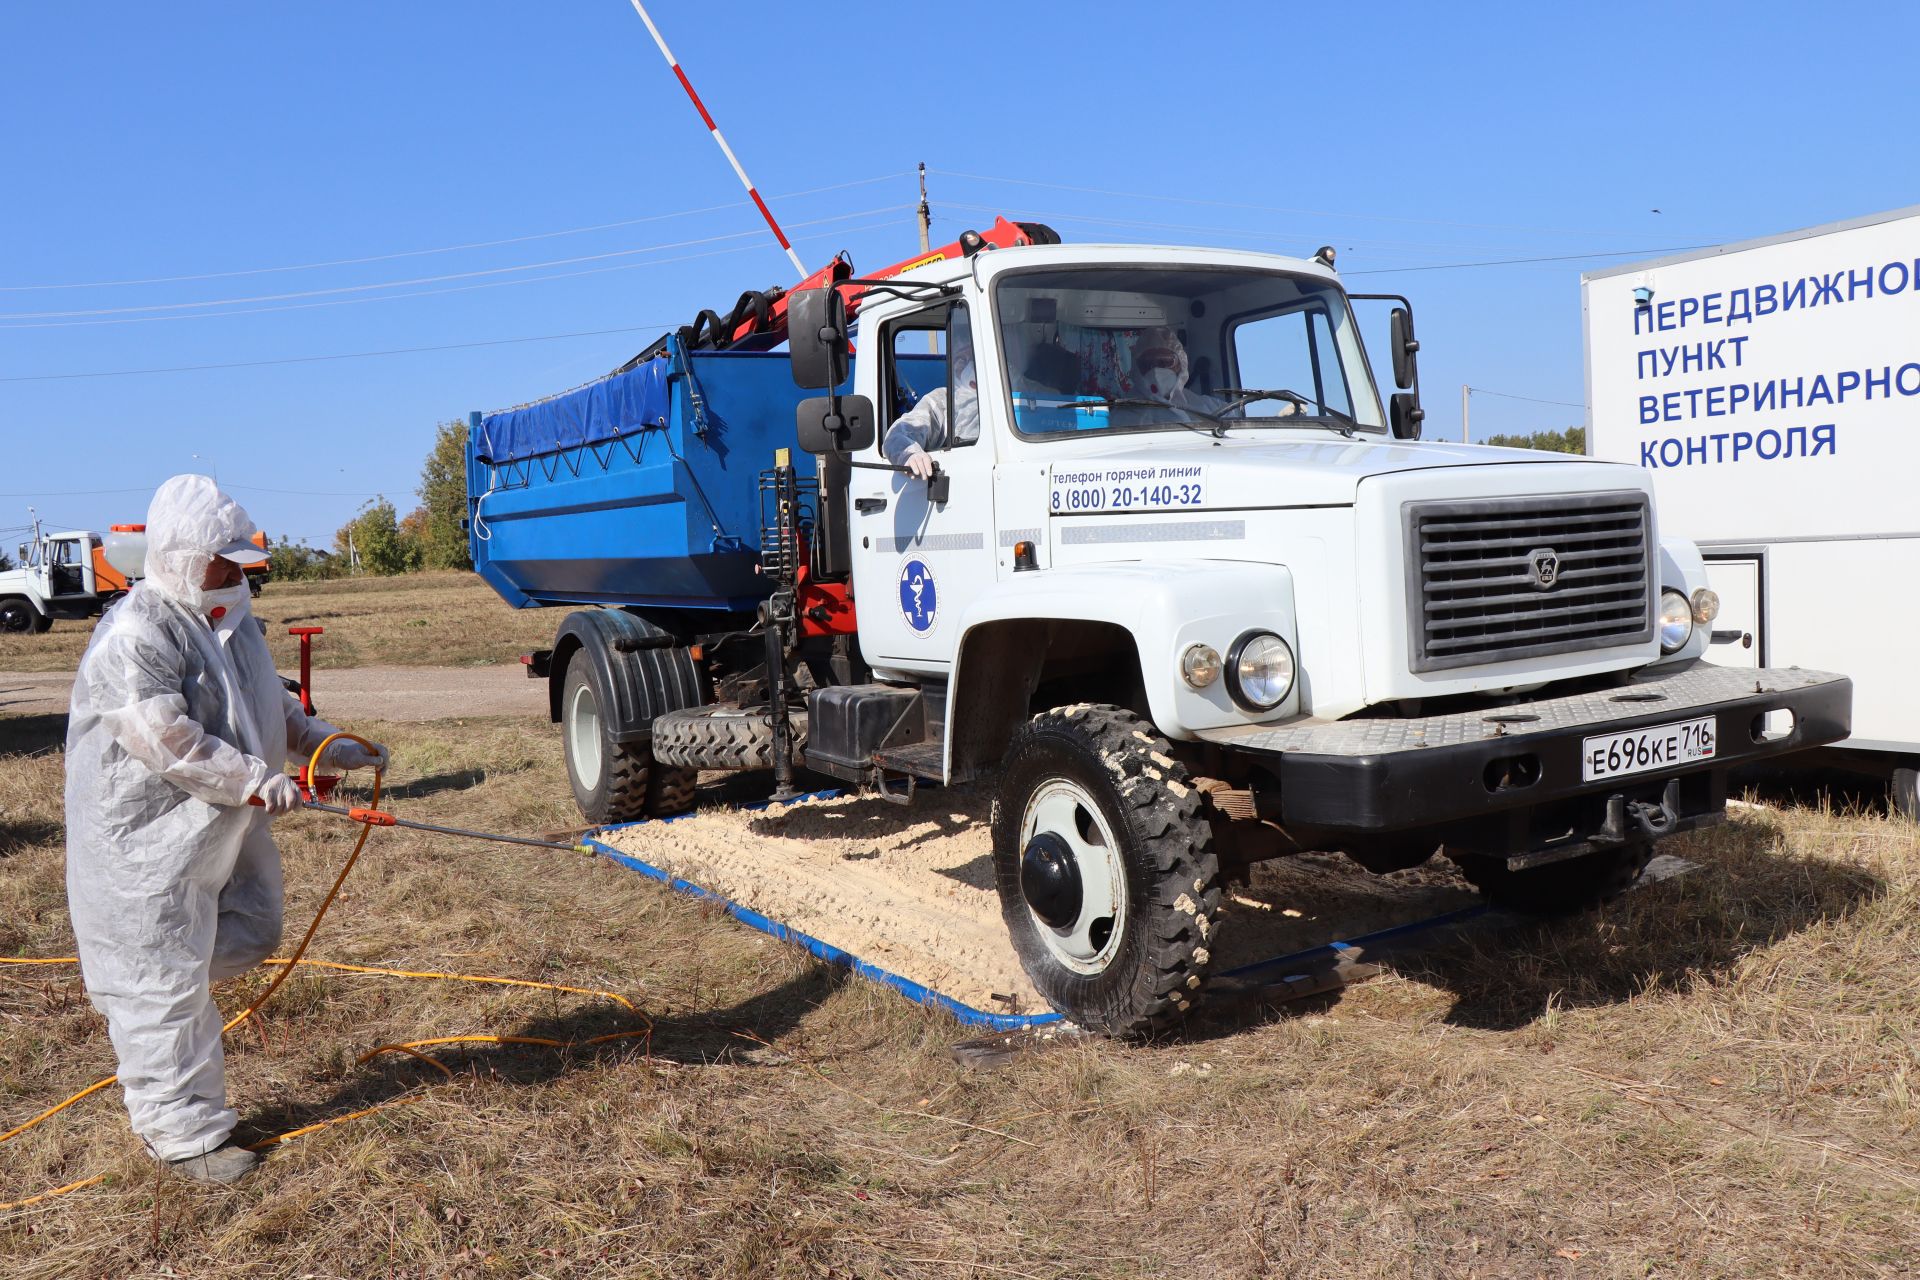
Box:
3 955 637 1012
258 959 636 1011
356 1027 654 1073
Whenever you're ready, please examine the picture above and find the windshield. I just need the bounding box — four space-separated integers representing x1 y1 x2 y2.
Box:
994 265 1385 438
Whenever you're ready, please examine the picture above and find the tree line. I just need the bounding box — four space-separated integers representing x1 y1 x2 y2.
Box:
268 420 469 580
1480 426 1586 453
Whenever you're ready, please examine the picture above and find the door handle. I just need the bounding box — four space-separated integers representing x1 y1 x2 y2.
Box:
854 497 888 514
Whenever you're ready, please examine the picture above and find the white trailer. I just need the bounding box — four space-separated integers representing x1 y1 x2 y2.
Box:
1584 205 1920 811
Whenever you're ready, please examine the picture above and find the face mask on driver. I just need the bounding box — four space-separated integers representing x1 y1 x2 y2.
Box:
1132 327 1190 400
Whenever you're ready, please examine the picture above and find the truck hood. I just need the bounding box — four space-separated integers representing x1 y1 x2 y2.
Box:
1049 434 1631 508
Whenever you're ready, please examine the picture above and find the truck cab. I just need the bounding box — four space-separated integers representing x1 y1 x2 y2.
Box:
1 529 107 632
470 231 1852 1035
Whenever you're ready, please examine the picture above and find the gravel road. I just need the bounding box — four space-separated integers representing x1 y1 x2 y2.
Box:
0 664 547 722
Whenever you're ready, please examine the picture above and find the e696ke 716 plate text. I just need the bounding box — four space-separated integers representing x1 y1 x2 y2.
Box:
1582 716 1716 782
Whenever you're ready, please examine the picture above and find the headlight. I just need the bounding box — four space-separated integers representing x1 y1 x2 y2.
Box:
1180 644 1222 689
1691 586 1720 624
1659 589 1694 654
1226 631 1295 710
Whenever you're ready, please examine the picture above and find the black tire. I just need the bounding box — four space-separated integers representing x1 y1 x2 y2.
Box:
0 598 38 633
644 761 699 818
652 705 809 771
1892 766 1919 821
561 660 650 825
31 610 55 633
1449 842 1652 915
991 704 1221 1037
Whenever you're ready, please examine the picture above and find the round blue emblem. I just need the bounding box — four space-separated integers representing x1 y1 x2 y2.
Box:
898 557 938 636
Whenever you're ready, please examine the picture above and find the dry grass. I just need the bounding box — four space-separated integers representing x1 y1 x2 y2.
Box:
0 571 554 674
3 703 1918 1277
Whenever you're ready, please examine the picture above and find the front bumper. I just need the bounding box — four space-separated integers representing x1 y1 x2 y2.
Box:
1193 663 1851 837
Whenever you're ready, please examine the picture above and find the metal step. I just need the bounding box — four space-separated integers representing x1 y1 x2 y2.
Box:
870 741 944 780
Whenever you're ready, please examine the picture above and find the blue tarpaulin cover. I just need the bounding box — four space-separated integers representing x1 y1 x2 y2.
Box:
477 355 671 463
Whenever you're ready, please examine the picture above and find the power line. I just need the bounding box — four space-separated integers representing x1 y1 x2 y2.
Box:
0 206 906 321
225 483 389 498
0 322 676 383
1467 386 1585 409
0 213 911 331
0 173 909 292
939 198 1705 275
932 168 1709 241
944 198 1681 259
1345 246 1708 275
0 481 389 501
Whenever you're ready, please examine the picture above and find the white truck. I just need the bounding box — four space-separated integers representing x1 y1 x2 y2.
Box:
472 223 1852 1034
0 523 139 633
1584 204 1920 812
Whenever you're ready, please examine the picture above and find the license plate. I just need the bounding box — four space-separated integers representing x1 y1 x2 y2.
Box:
1582 716 1716 782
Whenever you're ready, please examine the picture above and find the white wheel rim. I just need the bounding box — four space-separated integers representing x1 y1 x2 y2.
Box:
1021 778 1127 975
566 680 603 787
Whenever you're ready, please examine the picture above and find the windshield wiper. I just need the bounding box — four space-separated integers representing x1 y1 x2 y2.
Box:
1213 387 1358 438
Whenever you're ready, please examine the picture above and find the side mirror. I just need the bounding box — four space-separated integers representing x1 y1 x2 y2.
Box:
1390 392 1425 440
789 288 850 390
796 394 875 455
1389 306 1419 390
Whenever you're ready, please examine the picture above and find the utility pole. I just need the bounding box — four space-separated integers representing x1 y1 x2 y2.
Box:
917 162 938 354
1461 384 1470 443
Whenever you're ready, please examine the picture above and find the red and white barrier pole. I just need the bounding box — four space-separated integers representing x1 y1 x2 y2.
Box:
625 1 807 277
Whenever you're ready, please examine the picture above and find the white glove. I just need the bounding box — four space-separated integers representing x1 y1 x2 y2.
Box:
255 773 303 816
325 740 390 772
903 449 936 480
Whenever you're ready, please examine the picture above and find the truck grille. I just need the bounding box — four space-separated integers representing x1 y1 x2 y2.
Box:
1405 491 1653 672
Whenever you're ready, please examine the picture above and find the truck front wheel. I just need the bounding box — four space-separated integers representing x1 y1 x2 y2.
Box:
0 598 39 633
1449 842 1652 915
991 705 1221 1036
561 661 696 823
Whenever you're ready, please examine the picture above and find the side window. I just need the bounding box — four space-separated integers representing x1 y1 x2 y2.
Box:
886 310 947 430
1230 306 1351 417
881 303 977 462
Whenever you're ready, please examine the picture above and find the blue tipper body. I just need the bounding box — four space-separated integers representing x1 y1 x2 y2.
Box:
465 336 823 614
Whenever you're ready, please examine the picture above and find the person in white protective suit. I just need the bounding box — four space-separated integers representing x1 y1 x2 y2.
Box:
1126 326 1230 419
64 475 388 1184
883 322 981 479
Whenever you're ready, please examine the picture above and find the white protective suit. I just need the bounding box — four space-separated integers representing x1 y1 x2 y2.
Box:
883 356 980 468
64 475 356 1161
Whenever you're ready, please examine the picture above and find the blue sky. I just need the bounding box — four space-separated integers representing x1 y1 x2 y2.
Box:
2 1 1914 547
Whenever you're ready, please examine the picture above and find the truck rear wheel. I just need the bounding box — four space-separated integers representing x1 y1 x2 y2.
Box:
991 704 1221 1037
561 662 695 823
1449 842 1652 915
0 597 38 633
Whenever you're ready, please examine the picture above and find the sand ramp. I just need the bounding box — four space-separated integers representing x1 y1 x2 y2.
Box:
603 786 1483 1016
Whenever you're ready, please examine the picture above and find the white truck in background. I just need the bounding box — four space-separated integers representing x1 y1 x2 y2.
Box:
1584 205 1920 813
0 519 269 633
